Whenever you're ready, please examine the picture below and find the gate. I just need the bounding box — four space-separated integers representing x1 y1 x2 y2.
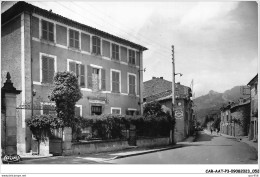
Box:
49 128 63 155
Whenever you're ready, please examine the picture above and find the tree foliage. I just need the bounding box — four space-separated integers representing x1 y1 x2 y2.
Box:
26 114 63 142
49 71 82 127
143 101 166 117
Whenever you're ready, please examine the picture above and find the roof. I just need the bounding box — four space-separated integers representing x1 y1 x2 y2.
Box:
1 1 148 51
247 74 258 86
143 77 191 102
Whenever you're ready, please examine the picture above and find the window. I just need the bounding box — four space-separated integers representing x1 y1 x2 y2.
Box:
75 105 82 117
91 106 102 115
92 36 101 55
41 55 55 84
68 60 85 87
42 20 54 42
69 29 79 49
111 70 120 93
42 103 56 115
126 109 138 116
111 107 121 115
128 74 136 95
128 49 135 65
112 44 119 60
87 65 106 90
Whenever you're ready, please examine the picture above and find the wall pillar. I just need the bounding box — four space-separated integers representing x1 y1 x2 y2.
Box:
62 127 72 156
1 72 21 155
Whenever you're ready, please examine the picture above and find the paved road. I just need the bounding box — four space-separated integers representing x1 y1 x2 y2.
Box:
108 131 258 164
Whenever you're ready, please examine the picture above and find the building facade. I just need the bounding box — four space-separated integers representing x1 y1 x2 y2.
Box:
248 74 258 142
1 2 147 154
143 77 194 142
220 99 250 137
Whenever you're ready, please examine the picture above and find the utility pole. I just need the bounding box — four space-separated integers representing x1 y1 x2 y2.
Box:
171 45 175 144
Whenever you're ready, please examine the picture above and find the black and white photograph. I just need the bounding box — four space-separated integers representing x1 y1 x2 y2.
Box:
1 1 258 176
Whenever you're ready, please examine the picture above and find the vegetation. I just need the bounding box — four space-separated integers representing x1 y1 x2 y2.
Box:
49 71 82 127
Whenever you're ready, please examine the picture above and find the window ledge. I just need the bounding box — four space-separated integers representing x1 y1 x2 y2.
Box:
68 46 81 52
40 39 56 45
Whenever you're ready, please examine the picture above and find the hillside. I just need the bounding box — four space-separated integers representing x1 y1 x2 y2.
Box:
194 86 249 123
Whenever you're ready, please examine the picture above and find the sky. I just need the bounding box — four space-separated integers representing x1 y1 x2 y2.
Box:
4 1 258 97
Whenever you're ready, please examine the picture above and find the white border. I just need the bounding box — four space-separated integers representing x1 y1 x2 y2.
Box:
111 107 121 114
127 72 137 95
39 53 57 83
90 64 103 69
110 68 121 93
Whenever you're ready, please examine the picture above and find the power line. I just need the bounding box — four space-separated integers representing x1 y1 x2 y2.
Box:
69 2 172 55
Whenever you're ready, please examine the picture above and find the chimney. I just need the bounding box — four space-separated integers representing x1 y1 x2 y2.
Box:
152 77 156 79
160 77 163 79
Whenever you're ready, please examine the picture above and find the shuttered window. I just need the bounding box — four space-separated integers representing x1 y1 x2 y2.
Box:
112 71 120 93
129 49 135 65
129 75 136 95
42 56 55 84
68 61 85 87
101 69 106 91
69 29 79 49
92 36 101 55
91 106 102 115
112 44 119 60
42 20 54 42
42 104 56 115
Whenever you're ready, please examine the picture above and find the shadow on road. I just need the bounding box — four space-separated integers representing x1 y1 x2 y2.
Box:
196 131 218 142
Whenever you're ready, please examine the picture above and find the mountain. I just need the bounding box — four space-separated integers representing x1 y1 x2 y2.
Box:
194 86 249 123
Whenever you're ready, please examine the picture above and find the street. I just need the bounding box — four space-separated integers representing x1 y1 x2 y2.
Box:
108 131 258 164
18 131 258 164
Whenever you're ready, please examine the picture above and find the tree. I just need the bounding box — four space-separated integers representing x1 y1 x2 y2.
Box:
49 71 82 127
143 101 165 117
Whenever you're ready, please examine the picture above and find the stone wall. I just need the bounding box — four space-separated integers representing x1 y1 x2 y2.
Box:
136 137 170 148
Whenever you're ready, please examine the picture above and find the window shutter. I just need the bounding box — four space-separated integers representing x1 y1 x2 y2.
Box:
101 69 106 90
76 63 80 77
42 56 48 83
43 104 49 114
42 20 48 40
48 57 54 84
87 65 92 89
69 61 76 73
80 64 85 87
49 22 54 42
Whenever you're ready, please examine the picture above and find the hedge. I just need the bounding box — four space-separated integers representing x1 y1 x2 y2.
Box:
72 114 174 141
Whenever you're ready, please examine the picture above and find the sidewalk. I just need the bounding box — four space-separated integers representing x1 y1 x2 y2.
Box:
204 129 258 153
16 135 197 163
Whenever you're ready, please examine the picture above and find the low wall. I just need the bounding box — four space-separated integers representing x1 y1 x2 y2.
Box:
71 139 129 155
136 137 170 148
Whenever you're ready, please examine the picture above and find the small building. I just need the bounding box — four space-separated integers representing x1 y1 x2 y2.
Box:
247 74 258 142
1 1 147 155
143 77 194 142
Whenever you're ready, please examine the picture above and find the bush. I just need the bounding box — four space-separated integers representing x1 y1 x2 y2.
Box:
71 113 173 141
26 114 64 142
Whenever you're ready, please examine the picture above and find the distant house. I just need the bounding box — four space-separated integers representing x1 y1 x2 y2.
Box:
143 77 194 142
220 98 250 137
247 74 258 142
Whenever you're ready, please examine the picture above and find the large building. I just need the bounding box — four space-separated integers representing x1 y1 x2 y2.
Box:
1 1 147 154
248 74 258 142
143 77 194 142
